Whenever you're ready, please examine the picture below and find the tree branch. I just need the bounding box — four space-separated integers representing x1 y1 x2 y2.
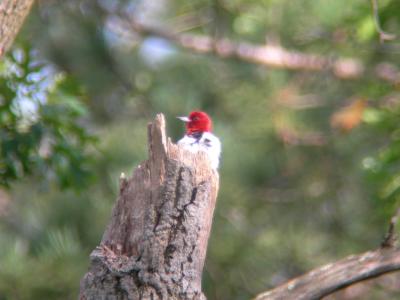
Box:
254 247 400 300
254 209 400 300
121 16 400 85
0 0 35 57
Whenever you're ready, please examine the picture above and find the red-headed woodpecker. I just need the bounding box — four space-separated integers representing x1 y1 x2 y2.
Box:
177 111 221 169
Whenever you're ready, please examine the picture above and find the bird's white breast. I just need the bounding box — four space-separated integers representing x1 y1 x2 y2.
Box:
177 132 221 169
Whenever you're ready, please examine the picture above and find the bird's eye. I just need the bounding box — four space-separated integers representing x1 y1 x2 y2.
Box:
192 117 199 121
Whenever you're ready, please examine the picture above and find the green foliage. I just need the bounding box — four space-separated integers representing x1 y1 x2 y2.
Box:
0 49 95 189
363 105 400 216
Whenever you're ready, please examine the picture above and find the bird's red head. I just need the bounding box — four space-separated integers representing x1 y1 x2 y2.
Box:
178 111 212 134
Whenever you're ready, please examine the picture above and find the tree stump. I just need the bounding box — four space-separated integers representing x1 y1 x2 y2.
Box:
80 114 219 300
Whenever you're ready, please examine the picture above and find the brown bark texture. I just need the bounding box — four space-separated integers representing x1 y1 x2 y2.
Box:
254 247 400 300
80 114 219 300
0 0 34 57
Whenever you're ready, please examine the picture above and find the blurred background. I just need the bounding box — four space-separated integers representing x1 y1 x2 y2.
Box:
1 0 400 299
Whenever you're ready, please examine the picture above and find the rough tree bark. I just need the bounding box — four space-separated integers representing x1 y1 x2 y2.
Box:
80 114 219 300
0 0 35 57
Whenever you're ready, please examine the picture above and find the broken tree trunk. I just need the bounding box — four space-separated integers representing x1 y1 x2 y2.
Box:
80 114 219 300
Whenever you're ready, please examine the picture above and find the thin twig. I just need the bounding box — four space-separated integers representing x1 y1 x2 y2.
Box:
371 0 396 43
381 208 400 248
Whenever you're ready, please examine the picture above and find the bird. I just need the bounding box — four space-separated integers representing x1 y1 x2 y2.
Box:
177 111 221 169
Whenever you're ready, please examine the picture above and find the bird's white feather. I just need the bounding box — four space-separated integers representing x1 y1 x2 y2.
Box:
178 132 221 169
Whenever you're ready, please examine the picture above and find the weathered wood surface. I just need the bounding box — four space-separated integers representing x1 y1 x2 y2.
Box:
0 0 34 57
254 248 400 300
80 114 219 300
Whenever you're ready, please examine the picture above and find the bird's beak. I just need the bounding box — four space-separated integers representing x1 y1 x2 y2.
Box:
177 116 190 122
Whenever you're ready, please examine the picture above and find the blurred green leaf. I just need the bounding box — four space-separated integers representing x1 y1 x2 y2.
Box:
0 48 96 189
357 17 376 41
